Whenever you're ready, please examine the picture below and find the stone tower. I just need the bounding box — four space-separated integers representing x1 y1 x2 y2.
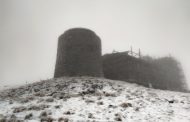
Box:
54 28 103 78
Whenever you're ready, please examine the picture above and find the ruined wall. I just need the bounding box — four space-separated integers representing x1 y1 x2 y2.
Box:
102 53 157 88
54 28 103 78
102 52 189 92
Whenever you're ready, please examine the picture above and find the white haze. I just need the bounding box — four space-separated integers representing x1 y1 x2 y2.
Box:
0 0 190 89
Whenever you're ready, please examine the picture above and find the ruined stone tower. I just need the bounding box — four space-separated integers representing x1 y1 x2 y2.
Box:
54 28 103 78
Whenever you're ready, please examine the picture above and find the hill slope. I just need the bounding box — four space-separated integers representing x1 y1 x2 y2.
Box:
0 77 190 121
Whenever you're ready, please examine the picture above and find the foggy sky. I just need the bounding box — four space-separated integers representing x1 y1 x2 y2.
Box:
0 0 190 89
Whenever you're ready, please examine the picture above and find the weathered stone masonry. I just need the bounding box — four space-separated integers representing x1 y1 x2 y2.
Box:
54 28 103 78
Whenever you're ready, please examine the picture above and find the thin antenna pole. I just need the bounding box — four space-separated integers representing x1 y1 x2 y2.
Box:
130 46 133 56
139 48 141 58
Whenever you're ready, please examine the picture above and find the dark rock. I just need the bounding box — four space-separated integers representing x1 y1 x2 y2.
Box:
24 113 33 120
40 111 47 117
114 113 122 121
64 111 74 115
13 106 26 113
10 114 16 119
46 98 54 102
54 105 61 109
28 106 41 111
58 117 69 122
34 88 40 92
120 102 132 108
88 113 94 118
85 99 95 103
108 105 117 108
168 100 175 103
104 92 116 97
114 117 122 121
9 100 13 104
40 117 54 122
97 101 104 105
27 104 49 111
35 92 45 97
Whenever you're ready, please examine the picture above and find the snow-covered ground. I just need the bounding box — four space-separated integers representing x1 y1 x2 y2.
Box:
0 77 190 122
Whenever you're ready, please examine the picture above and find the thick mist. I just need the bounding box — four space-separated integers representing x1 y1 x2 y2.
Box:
0 0 190 89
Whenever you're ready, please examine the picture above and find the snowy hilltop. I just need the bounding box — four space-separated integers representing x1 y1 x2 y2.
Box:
0 77 190 122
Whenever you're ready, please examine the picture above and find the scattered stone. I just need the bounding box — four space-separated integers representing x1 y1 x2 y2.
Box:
25 113 33 120
46 98 54 102
40 111 47 117
97 101 104 105
52 93 68 100
1 77 190 121
28 105 41 111
13 106 27 113
34 92 45 97
48 92 57 97
91 84 103 90
37 98 45 103
28 104 49 111
46 110 52 115
104 92 116 97
88 113 94 118
55 105 61 109
85 99 95 103
120 102 132 108
58 117 69 122
40 104 50 109
64 111 74 115
27 96 35 101
97 96 102 100
71 86 76 89
181 101 185 103
34 88 40 92
134 107 140 111
2 115 24 122
58 96 64 99
10 114 16 119
168 100 175 103
114 113 122 121
9 100 13 104
108 105 117 108
20 98 29 103
81 88 96 95
40 116 54 122
9 119 24 122
114 117 122 121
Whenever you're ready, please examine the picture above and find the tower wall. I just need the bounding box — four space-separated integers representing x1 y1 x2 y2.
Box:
54 28 103 78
